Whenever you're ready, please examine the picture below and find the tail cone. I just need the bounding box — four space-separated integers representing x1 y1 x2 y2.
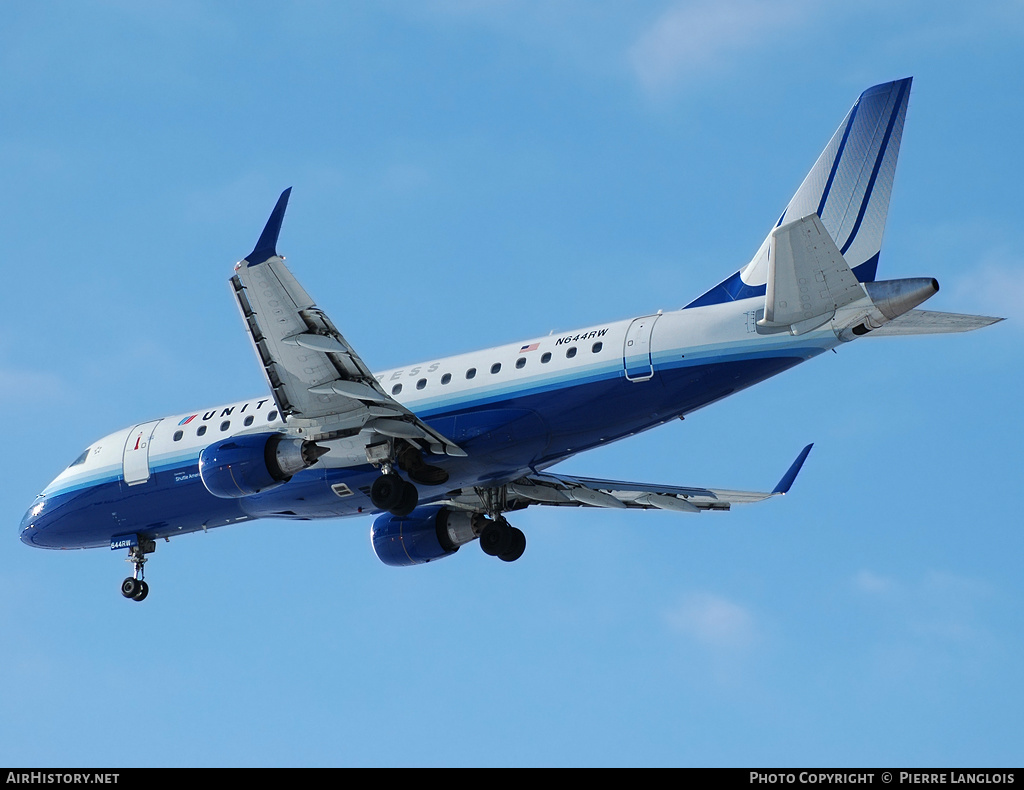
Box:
864 278 939 320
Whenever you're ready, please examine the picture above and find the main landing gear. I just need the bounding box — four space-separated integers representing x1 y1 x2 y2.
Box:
370 472 418 517
120 539 155 602
478 516 526 563
367 439 449 517
473 486 526 563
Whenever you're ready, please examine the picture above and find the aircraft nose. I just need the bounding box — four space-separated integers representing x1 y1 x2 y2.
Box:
20 496 49 546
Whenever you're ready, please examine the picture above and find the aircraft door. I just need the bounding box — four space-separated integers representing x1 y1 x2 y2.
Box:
623 315 660 381
123 420 162 486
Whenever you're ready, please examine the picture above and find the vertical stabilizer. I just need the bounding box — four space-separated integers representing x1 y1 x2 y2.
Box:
687 78 912 309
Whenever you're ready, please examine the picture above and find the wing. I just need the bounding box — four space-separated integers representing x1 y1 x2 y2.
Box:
443 445 814 513
230 189 465 457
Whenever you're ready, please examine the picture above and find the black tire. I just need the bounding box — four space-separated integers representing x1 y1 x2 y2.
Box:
479 521 512 557
132 580 150 602
370 473 405 511
121 578 140 599
389 480 419 517
498 527 526 563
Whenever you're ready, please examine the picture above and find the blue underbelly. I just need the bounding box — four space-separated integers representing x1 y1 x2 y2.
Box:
23 350 816 549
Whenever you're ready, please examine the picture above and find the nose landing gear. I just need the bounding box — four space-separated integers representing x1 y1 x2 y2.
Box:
120 538 155 602
121 577 149 601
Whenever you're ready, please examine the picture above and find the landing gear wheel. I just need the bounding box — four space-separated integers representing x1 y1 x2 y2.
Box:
120 538 155 602
479 520 513 557
397 444 450 486
371 473 405 511
498 527 526 563
132 580 150 602
390 480 419 517
121 578 140 599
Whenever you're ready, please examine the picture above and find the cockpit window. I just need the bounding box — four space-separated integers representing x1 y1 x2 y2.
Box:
69 449 90 468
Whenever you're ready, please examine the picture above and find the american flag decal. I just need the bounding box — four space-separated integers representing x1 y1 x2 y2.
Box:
519 343 539 353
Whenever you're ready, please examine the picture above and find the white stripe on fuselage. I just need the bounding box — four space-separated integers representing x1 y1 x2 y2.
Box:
45 299 840 497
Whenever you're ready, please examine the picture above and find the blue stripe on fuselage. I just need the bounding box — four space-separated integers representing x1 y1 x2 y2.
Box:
22 343 824 550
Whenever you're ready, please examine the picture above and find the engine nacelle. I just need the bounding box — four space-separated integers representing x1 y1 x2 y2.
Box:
199 432 327 499
371 506 479 567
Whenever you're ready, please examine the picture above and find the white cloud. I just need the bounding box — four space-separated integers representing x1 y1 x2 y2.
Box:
853 569 895 594
379 163 432 196
665 591 756 649
627 0 812 96
854 569 994 646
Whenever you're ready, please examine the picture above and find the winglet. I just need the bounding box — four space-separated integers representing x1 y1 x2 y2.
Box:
245 188 292 266
772 444 813 494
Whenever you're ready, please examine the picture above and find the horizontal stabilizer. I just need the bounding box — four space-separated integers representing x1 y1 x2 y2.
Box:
758 214 865 333
860 310 1004 336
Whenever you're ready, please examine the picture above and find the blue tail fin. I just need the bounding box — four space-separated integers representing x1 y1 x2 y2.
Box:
686 78 912 309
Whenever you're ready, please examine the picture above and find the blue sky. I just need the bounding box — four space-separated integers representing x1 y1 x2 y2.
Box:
2 1 1022 768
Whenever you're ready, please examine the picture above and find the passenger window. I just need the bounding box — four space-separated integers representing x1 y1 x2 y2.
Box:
268 410 278 422
515 357 526 369
416 378 427 390
491 363 501 374
441 373 452 385
466 368 476 380
392 383 403 395
220 421 230 431
244 415 254 426
541 352 551 364
592 342 603 353
197 425 207 437
173 431 183 442
566 347 577 358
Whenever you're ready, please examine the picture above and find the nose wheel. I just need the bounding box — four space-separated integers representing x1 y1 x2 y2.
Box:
120 539 155 602
121 577 149 601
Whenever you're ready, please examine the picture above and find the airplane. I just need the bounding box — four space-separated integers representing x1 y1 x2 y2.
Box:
20 77 1002 601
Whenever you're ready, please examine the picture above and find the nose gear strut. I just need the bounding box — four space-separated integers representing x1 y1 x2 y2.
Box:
120 538 156 602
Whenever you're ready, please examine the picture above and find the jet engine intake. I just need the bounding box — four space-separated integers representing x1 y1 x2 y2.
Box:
199 432 328 499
